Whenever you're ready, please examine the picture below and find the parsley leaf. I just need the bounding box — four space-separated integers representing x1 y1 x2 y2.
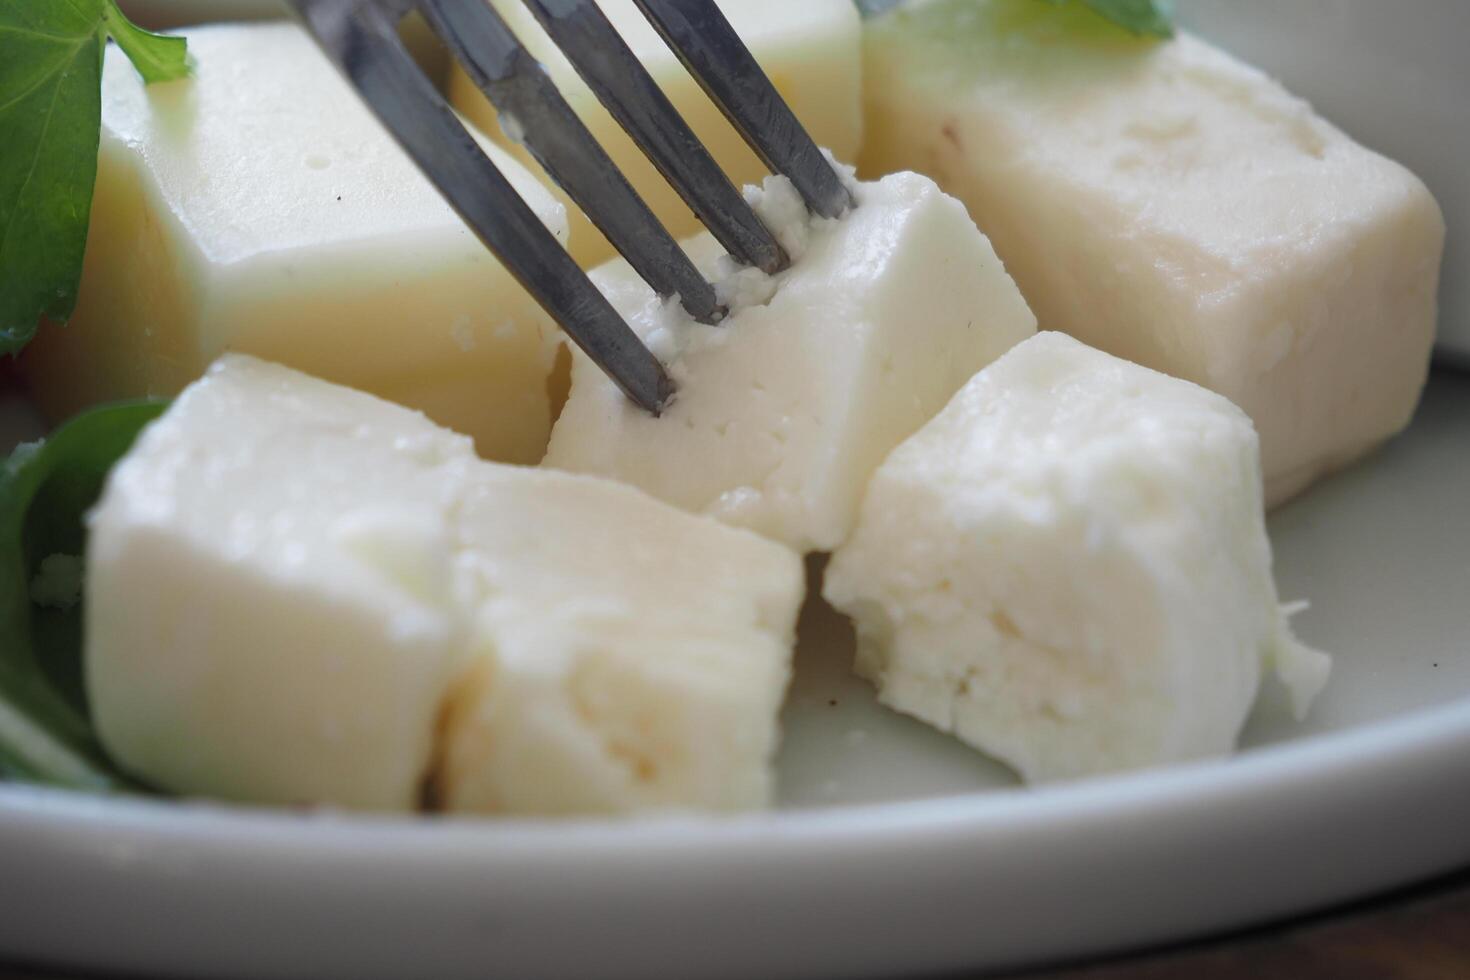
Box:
1040 0 1174 37
0 400 166 791
0 1 188 357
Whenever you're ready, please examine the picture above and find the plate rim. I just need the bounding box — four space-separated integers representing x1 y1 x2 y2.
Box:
3 693 1468 851
5 693 1470 980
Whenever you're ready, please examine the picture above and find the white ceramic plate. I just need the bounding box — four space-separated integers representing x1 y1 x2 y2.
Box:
1 379 1467 980
5 4 1470 978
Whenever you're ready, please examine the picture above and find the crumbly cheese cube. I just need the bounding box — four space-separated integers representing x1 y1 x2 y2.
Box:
824 333 1331 782
24 24 568 464
87 356 802 814
449 0 863 266
544 171 1037 553
87 355 477 811
436 470 802 815
860 0 1445 506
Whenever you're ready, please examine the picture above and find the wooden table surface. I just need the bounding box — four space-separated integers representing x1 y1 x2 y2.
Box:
4 867 1468 979
1019 868 1470 980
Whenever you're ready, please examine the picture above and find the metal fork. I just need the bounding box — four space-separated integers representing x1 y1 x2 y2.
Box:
289 0 854 414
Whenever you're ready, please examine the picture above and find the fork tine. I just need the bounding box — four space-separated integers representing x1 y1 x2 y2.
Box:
289 0 675 413
519 0 789 275
418 0 723 324
632 0 855 220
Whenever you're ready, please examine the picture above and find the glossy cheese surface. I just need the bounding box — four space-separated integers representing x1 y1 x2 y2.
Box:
25 24 569 463
860 0 1446 505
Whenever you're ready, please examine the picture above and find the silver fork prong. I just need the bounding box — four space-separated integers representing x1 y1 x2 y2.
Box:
632 0 855 220
519 0 789 275
418 0 723 325
290 0 674 413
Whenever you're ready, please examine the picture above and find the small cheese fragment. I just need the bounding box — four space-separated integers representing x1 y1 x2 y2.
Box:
87 355 476 811
437 470 802 815
449 0 863 266
23 24 568 464
823 333 1331 783
860 0 1446 506
87 355 802 814
545 171 1037 553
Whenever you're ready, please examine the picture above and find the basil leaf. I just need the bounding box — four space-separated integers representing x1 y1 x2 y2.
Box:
0 3 103 355
861 0 1175 37
1041 0 1174 37
100 4 189 84
0 0 188 356
0 400 166 790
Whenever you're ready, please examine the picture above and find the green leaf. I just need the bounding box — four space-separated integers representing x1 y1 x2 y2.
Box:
0 7 103 355
0 400 166 791
101 4 190 84
1041 0 1174 37
865 0 1175 38
0 0 188 356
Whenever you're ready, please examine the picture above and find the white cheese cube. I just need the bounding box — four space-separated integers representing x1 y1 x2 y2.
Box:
449 0 863 266
823 333 1331 782
24 24 569 464
860 1 1446 506
545 171 1037 552
436 471 802 815
87 355 477 811
87 356 803 814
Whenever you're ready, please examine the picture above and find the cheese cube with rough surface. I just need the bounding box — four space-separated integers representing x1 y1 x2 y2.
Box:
24 24 568 464
450 0 862 266
435 470 802 815
860 0 1445 506
824 333 1331 783
87 355 476 811
546 170 1036 553
88 355 803 814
